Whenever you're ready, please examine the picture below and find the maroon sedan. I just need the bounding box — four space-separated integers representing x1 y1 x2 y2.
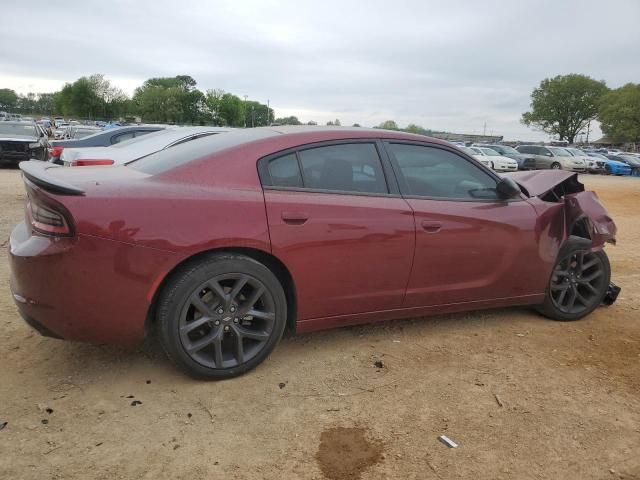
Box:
9 127 619 379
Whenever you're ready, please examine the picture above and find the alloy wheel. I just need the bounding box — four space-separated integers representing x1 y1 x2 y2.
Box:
178 273 276 369
549 251 605 314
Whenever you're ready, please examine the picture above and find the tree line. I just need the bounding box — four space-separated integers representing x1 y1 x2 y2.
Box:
0 74 281 128
521 74 640 144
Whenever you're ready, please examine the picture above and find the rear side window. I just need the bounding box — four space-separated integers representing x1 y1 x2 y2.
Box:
517 145 532 154
387 143 498 200
297 143 388 194
268 153 303 188
111 132 135 144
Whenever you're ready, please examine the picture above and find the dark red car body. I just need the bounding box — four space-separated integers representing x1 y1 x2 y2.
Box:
8 127 616 347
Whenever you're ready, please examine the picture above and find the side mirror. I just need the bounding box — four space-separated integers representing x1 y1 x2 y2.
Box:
496 177 522 199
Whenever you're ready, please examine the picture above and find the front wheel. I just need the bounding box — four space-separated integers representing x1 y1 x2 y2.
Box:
632 168 640 177
537 249 610 321
551 162 562 170
157 253 287 379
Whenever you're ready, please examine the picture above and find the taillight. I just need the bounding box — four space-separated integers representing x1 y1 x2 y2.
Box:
49 146 64 157
26 195 73 236
71 159 114 167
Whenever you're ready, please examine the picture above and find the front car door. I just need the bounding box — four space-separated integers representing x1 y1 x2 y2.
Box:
260 141 415 323
383 141 545 307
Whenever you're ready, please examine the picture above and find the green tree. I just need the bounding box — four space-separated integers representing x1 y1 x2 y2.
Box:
522 74 608 143
219 93 244 126
133 75 205 124
274 116 302 125
243 100 273 127
326 118 341 126
0 88 18 111
378 120 398 130
598 83 640 143
404 123 424 134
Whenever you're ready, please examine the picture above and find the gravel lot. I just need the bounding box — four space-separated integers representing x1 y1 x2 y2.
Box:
0 168 638 480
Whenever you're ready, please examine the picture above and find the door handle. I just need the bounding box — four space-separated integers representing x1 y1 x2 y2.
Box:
420 221 442 233
281 211 309 225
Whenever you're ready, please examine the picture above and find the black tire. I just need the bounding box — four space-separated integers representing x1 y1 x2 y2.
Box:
537 246 610 321
551 162 562 170
157 253 287 379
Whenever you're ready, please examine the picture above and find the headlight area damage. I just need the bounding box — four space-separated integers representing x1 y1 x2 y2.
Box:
507 170 621 306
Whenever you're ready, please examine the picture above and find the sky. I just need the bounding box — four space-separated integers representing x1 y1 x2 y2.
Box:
1 0 639 141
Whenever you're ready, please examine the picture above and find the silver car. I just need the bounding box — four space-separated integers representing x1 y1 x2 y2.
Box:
515 145 586 172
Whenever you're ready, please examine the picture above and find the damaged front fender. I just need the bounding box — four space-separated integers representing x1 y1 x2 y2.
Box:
564 191 617 248
506 170 617 260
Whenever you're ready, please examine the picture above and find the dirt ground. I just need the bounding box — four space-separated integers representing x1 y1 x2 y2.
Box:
0 168 638 480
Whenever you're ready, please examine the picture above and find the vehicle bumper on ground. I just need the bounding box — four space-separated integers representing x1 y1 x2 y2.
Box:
8 221 178 346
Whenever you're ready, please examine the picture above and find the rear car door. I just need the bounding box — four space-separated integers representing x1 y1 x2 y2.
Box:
260 141 415 321
384 141 543 307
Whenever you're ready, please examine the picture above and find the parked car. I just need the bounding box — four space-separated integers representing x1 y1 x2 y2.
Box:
566 147 605 174
476 144 529 169
9 127 618 379
516 145 587 171
587 153 631 176
53 123 70 139
60 126 232 166
609 154 640 176
64 125 102 140
0 121 49 165
458 146 492 168
49 125 166 164
470 147 518 172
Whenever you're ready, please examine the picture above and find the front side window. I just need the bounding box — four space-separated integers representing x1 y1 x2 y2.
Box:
297 143 388 194
387 143 498 200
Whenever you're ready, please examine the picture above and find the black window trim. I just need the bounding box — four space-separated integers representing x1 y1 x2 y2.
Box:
257 138 401 197
381 140 523 203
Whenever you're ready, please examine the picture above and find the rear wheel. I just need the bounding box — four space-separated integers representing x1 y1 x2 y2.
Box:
537 248 610 321
157 254 287 379
551 162 561 170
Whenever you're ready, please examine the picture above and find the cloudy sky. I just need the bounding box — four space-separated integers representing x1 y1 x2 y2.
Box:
1 0 639 140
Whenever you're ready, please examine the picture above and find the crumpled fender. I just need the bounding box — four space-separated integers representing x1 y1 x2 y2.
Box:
564 191 617 249
521 172 617 264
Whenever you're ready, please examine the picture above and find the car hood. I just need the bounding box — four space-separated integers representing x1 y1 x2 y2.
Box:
505 170 580 197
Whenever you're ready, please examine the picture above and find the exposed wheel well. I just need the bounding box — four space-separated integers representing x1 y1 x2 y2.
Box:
146 247 297 335
570 216 592 240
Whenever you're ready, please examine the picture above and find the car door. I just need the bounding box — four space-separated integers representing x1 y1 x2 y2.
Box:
260 140 415 321
383 141 543 307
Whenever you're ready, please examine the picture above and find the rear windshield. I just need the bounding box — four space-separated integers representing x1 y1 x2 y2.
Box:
127 128 277 175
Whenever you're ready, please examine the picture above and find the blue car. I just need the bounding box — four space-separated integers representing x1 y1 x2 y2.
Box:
587 153 631 175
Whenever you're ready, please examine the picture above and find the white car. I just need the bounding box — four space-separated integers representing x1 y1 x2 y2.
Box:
61 126 233 166
566 147 604 174
54 123 70 139
459 146 494 169
470 147 518 172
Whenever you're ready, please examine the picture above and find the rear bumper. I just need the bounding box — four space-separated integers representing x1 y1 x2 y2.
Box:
8 221 178 346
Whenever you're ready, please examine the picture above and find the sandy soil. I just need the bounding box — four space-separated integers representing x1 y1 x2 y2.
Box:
0 169 638 480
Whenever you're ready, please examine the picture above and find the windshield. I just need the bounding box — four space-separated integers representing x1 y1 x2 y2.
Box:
128 128 277 175
0 122 38 137
567 148 586 156
480 148 500 156
548 147 572 157
491 145 519 155
459 147 477 156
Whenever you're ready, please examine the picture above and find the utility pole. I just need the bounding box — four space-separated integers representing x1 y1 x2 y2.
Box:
267 99 270 125
586 120 591 144
483 121 487 136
